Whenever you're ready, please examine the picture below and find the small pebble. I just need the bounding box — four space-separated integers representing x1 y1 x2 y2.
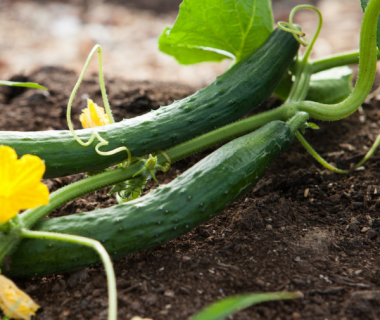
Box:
361 227 370 233
164 290 175 298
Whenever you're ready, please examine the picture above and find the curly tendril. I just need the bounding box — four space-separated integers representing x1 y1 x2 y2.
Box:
66 45 131 166
277 5 322 62
277 21 308 46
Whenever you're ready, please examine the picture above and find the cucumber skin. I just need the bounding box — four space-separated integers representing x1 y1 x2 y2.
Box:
0 29 299 179
6 121 294 277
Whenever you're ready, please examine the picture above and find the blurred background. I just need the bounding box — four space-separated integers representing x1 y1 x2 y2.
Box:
0 0 364 87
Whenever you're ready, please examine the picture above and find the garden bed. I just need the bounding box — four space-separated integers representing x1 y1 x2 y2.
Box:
1 66 380 320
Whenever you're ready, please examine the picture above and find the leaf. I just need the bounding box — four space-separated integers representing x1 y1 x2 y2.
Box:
159 0 274 64
159 27 227 65
360 0 380 48
189 291 303 320
0 80 47 90
307 66 353 104
306 122 320 130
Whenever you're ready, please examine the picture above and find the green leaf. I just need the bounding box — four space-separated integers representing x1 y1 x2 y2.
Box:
189 291 302 320
0 80 47 90
306 122 320 130
159 27 227 65
360 0 380 48
307 66 353 104
159 0 274 65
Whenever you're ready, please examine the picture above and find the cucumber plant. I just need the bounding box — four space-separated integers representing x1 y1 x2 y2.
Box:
1 0 380 319
0 27 300 178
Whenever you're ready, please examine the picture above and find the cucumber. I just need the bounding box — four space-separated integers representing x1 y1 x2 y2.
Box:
5 120 294 277
0 28 299 179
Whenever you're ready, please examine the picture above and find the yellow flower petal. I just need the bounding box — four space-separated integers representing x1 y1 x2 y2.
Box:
0 146 18 196
11 155 46 195
0 196 18 224
0 275 39 320
79 99 110 128
0 146 49 224
9 183 49 211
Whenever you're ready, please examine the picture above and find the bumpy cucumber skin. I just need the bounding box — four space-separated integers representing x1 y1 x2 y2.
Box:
0 29 299 178
6 121 294 277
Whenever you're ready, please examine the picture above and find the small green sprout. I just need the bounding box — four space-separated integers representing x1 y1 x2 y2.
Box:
133 154 166 184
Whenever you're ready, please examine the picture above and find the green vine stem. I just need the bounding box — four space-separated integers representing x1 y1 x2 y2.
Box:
295 131 348 174
356 134 380 167
20 229 117 320
275 50 380 101
287 62 313 103
312 50 380 73
21 163 142 229
281 0 380 121
278 5 322 103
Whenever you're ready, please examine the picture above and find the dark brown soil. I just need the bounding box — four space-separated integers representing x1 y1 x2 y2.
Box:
1 67 380 320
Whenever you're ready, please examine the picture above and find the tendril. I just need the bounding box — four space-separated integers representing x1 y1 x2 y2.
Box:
277 22 308 47
295 131 348 174
155 150 172 172
66 44 131 166
277 5 323 62
356 133 380 168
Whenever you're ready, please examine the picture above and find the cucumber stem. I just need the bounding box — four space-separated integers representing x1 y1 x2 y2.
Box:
286 62 312 103
20 229 117 320
286 112 309 134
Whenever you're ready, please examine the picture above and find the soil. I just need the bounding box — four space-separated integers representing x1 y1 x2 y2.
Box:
1 67 380 320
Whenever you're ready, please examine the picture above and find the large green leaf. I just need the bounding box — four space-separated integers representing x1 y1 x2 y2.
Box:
0 80 46 90
159 0 274 65
360 0 380 48
189 291 302 320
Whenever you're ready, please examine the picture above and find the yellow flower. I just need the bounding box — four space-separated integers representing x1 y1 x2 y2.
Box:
0 146 49 224
0 275 39 320
79 99 110 128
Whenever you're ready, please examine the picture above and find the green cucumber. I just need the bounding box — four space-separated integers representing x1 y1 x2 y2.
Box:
0 28 299 179
5 120 294 277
